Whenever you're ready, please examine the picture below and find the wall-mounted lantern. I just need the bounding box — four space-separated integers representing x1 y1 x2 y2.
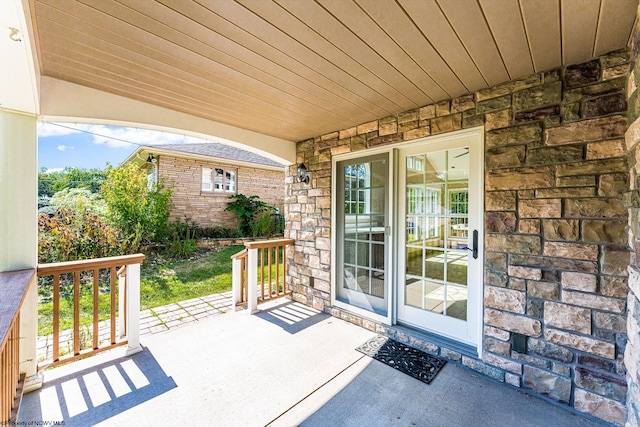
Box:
297 163 310 184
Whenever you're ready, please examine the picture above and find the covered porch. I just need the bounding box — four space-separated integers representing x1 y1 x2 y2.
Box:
2 0 640 426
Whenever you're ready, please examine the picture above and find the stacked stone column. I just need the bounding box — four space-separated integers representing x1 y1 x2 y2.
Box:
624 10 640 427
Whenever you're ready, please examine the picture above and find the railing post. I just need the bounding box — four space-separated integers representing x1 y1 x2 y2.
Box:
232 256 242 312
247 248 259 314
125 263 142 356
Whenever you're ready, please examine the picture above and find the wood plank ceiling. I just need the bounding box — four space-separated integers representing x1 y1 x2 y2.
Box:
30 0 637 142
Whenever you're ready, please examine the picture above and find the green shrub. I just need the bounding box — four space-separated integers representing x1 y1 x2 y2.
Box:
200 226 239 239
167 217 201 240
101 162 172 250
251 210 276 237
168 237 198 258
225 194 276 237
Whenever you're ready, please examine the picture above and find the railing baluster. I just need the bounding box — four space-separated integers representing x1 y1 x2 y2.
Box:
283 244 288 295
268 247 273 296
110 266 116 345
1 346 4 420
93 268 99 350
118 266 127 338
4 330 10 420
9 323 13 401
1 340 6 421
53 274 60 362
73 271 80 355
118 266 129 336
260 248 265 300
276 245 281 296
241 255 247 303
10 316 18 406
8 324 13 416
2 327 7 422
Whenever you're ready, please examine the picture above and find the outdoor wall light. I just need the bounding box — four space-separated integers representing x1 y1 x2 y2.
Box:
297 163 310 184
9 27 22 42
146 154 157 163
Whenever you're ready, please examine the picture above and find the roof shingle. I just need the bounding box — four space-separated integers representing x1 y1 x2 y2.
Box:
149 143 285 168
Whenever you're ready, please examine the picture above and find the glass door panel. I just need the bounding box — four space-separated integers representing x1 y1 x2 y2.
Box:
404 148 468 319
336 153 388 316
398 137 481 345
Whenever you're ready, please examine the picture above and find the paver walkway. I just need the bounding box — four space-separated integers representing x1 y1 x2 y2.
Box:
37 291 233 362
138 291 233 335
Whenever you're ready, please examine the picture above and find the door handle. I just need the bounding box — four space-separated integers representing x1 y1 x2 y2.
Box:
471 230 478 259
463 230 478 259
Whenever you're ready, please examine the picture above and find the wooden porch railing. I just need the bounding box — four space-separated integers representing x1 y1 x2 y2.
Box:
232 239 294 312
37 254 145 368
0 269 34 425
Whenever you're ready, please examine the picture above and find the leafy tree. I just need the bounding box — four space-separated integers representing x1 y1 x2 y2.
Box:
38 168 57 197
38 195 53 215
38 167 107 196
101 162 172 250
48 188 107 216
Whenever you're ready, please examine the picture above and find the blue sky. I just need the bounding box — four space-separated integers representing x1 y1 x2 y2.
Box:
37 122 214 172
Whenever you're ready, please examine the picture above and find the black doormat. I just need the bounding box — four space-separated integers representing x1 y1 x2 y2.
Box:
356 335 446 384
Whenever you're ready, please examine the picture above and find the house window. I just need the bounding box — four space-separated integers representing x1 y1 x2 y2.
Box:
202 167 236 193
449 189 469 215
449 189 469 240
407 186 441 242
202 167 213 191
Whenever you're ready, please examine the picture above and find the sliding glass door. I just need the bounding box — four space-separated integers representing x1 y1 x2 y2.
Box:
332 129 483 346
335 153 389 316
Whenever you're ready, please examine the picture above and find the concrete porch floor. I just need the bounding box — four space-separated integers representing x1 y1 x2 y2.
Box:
19 299 608 427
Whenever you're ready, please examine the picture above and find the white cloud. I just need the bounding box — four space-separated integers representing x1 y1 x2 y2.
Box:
88 125 187 149
37 122 82 137
57 145 74 151
39 122 227 150
42 168 64 174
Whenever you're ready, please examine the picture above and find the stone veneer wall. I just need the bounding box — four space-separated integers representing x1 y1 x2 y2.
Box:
286 49 632 425
160 155 285 228
625 10 640 427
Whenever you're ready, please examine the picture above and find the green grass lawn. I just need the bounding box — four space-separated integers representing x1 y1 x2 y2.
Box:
140 245 244 310
37 245 245 336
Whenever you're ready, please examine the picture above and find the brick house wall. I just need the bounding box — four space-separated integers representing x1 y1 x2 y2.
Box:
159 155 285 229
285 49 632 425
